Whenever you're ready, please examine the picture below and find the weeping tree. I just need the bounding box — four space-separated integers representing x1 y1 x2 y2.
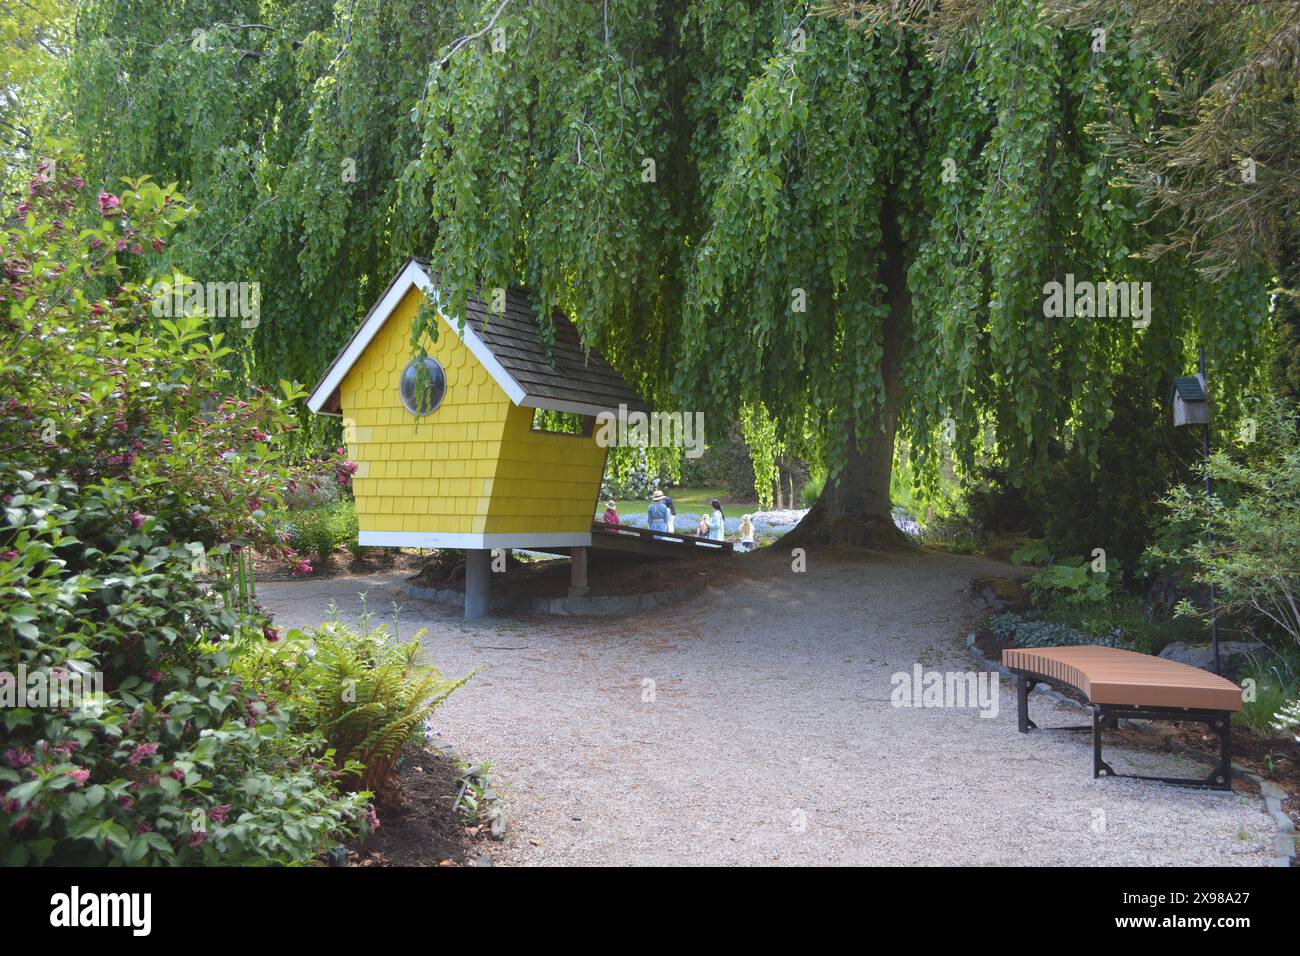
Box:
63 0 460 404
61 0 1272 542
414 1 1270 545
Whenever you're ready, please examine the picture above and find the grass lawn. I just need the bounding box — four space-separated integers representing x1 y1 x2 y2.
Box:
597 486 761 519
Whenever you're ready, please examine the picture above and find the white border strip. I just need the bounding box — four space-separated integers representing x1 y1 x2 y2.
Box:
359 530 592 549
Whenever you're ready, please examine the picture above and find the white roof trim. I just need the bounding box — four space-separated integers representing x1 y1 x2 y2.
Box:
306 259 527 414
359 530 592 549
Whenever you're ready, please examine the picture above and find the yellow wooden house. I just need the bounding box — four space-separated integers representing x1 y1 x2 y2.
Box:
307 257 647 616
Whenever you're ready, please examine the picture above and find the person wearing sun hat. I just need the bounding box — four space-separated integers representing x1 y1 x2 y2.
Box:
603 500 620 525
647 489 670 532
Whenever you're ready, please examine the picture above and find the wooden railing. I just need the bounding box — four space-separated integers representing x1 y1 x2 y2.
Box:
591 521 734 553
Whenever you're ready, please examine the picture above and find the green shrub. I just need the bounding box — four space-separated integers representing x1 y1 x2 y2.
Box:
1024 555 1121 606
232 620 477 793
286 500 358 567
989 614 1125 649
1041 595 1204 656
0 155 368 865
964 465 1042 536
801 470 826 508
1025 370 1198 577
1275 699 1300 741
918 513 985 553
1154 398 1300 651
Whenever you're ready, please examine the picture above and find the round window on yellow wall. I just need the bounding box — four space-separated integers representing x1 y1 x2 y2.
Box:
399 356 447 416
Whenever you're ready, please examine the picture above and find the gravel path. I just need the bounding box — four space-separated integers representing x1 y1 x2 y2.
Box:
260 548 1276 866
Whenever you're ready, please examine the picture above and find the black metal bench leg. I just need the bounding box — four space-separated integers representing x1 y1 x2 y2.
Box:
1093 706 1115 778
1015 673 1038 733
1212 712 1232 791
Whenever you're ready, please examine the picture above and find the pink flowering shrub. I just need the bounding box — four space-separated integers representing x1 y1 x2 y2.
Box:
0 155 371 864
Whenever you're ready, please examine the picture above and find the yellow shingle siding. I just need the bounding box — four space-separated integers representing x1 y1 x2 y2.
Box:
338 287 607 540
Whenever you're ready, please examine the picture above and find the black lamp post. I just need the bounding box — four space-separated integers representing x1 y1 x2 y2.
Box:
1171 346 1219 675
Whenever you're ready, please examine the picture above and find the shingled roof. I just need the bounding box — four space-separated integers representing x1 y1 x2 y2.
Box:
307 258 648 417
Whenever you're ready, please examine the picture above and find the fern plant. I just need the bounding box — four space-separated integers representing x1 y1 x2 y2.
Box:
232 621 477 793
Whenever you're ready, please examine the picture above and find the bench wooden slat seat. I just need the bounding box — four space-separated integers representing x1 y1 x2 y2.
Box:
1005 646 1243 791
1003 646 1244 711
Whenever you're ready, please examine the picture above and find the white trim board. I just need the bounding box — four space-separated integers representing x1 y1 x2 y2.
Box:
358 530 592 550
306 258 527 414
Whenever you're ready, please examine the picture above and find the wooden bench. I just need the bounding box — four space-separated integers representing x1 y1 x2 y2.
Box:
1004 646 1243 791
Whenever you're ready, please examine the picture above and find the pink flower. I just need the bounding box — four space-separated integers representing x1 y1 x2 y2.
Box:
90 238 102 250
144 669 163 684
3 749 32 769
115 239 128 252
170 768 184 781
118 796 134 810
368 808 381 831
0 550 17 562
188 830 207 848
66 768 90 787
129 511 145 530
207 804 230 824
290 560 312 577
127 743 159 766
97 192 121 215
152 238 165 253
263 625 281 643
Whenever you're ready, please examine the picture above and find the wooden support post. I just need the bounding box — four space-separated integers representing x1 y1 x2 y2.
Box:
464 548 490 619
569 546 589 598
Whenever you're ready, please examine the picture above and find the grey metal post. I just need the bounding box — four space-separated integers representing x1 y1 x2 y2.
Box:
569 546 590 598
464 548 491 619
1199 347 1220 676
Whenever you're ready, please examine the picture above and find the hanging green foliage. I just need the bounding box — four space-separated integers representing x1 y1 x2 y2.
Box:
58 0 1273 527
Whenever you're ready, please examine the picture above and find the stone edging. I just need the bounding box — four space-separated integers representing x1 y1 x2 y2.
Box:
967 632 1296 868
398 579 696 616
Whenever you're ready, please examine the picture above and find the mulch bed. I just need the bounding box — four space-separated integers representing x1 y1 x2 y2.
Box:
410 546 746 602
250 547 429 582
343 743 498 867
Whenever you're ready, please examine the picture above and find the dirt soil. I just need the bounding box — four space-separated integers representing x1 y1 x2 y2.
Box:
251 547 429 582
410 547 750 601
344 743 498 867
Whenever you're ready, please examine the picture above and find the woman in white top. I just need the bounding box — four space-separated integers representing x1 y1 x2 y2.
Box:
708 498 726 542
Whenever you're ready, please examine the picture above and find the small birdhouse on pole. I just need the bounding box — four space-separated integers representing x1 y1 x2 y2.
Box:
1170 374 1208 427
1171 348 1220 675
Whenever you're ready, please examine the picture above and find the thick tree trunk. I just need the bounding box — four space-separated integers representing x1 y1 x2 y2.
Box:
786 191 911 549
